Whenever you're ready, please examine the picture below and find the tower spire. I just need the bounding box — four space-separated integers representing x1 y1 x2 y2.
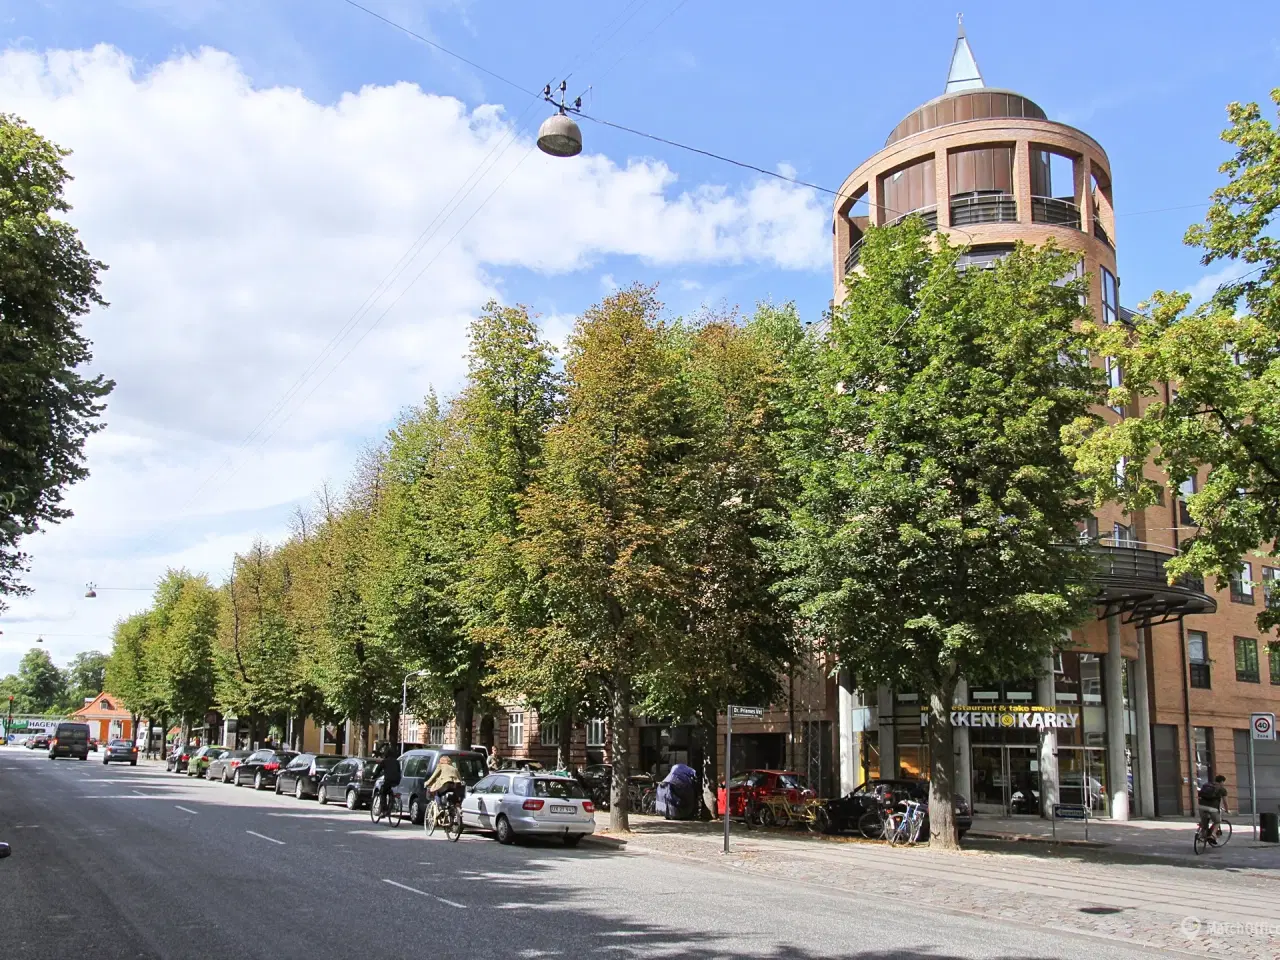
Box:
945 14 984 93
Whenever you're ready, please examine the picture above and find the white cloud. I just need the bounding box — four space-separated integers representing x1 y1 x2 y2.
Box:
1185 261 1252 306
0 44 826 673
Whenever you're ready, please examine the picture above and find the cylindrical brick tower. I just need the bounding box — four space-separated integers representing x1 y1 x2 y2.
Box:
832 23 1118 325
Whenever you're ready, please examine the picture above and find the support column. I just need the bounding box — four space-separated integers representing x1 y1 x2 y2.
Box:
1105 614 1130 820
837 669 862 795
1134 629 1156 818
953 678 971 807
877 686 896 780
1036 652 1060 818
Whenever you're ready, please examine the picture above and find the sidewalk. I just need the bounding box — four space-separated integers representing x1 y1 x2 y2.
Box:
591 814 1280 959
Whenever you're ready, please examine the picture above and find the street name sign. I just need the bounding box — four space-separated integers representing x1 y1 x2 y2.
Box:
729 705 764 719
1053 804 1089 821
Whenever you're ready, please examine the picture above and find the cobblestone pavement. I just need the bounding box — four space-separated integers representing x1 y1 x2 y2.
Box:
595 817 1280 960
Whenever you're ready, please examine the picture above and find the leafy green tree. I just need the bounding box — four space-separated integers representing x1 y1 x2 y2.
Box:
106 612 161 750
519 285 689 831
64 650 109 707
149 570 218 732
1071 89 1280 630
0 114 114 609
637 306 799 815
13 646 66 713
776 222 1102 848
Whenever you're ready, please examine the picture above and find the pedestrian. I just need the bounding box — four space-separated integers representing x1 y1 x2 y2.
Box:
1198 775 1229 844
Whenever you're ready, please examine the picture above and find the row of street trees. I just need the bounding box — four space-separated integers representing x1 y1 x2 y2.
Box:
102 92 1280 845
1 648 109 715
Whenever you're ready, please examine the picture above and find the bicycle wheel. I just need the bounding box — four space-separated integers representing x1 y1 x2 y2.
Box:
425 803 438 837
642 789 656 815
1193 830 1207 855
446 806 463 842
388 796 403 827
888 815 906 847
758 804 777 827
1217 819 1232 845
857 810 884 840
808 806 830 834
908 813 923 845
369 795 382 824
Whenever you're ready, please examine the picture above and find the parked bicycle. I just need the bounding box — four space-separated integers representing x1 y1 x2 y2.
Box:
789 797 831 834
1193 815 1232 854
888 799 926 847
857 800 896 841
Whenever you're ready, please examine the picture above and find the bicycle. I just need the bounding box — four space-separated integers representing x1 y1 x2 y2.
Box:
857 800 896 840
424 790 464 842
888 799 925 847
370 779 404 827
1193 814 1232 854
789 797 832 834
753 793 795 828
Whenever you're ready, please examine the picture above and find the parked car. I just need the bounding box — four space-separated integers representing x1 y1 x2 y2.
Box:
26 734 51 750
186 746 228 778
207 749 250 783
317 756 384 809
716 769 814 818
48 722 91 761
823 778 972 840
397 748 490 824
166 743 197 773
276 753 346 800
234 749 298 790
102 739 139 765
461 771 595 845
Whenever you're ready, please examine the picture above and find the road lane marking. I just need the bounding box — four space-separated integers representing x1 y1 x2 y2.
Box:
246 830 285 845
175 805 198 815
382 878 466 909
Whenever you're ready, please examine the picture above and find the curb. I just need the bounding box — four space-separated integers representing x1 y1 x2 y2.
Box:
966 830 1109 848
582 833 629 850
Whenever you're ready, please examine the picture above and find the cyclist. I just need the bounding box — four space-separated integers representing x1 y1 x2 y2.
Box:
374 744 402 817
424 754 464 825
1198 774 1228 844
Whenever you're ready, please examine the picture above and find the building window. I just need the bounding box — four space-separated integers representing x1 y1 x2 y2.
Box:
586 718 607 748
1114 457 1127 488
1193 726 1214 786
1100 267 1118 325
507 711 525 749
1188 631 1210 689
539 718 559 747
1178 476 1196 526
1235 637 1260 683
1270 643 1280 686
427 720 445 745
1230 562 1255 604
1105 357 1124 414
1112 521 1136 546
1264 567 1279 610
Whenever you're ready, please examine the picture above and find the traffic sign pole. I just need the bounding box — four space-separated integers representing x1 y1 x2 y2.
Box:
723 709 732 854
1250 735 1258 841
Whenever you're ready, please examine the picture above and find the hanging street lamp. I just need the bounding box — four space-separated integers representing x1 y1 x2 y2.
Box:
536 81 583 158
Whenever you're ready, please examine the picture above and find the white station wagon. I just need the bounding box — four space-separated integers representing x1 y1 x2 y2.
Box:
460 772 596 846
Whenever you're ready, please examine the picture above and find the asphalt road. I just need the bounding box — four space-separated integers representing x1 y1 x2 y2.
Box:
0 747 1174 960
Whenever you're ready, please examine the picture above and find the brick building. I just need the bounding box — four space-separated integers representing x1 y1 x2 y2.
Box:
824 24 1279 820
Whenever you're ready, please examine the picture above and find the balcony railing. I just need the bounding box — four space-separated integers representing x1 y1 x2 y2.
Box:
1093 220 1113 248
1066 537 1216 625
950 192 1017 227
885 204 939 231
844 238 864 274
1031 196 1081 229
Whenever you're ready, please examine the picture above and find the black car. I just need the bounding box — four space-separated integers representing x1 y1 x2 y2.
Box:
166 743 196 773
824 778 972 840
48 722 91 761
102 739 139 766
396 748 489 824
317 756 384 810
276 753 346 800
234 749 298 790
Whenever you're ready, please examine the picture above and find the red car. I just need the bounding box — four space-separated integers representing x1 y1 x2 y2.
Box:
716 769 814 817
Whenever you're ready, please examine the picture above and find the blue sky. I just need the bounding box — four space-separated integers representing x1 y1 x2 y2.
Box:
0 0 1277 676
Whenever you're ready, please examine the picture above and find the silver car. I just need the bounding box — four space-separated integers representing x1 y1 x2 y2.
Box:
460 772 596 846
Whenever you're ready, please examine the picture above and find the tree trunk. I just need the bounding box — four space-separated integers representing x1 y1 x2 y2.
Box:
557 711 574 772
388 705 401 752
608 673 631 833
453 686 474 750
358 710 370 757
698 703 719 821
159 713 169 759
927 677 959 850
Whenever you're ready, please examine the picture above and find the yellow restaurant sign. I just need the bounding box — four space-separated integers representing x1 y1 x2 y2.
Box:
922 704 1081 729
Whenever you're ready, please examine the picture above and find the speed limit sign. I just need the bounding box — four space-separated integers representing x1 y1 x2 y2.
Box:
1252 713 1276 741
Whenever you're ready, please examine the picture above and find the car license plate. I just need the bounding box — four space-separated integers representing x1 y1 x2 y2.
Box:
550 804 576 814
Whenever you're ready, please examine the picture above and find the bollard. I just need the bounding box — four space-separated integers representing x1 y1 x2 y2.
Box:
1260 811 1279 844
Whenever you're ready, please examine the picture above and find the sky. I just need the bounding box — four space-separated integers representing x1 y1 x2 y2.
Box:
0 0 1277 677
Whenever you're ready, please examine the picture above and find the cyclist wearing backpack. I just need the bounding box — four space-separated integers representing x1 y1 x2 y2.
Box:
1198 775 1228 843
